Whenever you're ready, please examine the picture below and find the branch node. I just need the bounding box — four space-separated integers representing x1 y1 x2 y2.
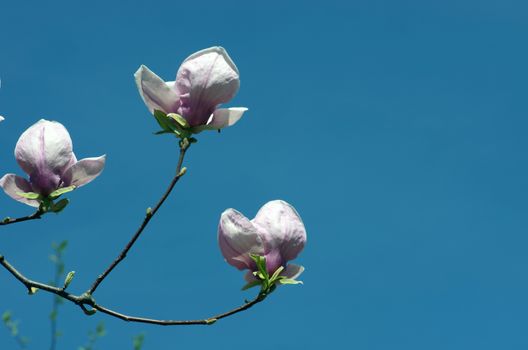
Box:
205 318 217 325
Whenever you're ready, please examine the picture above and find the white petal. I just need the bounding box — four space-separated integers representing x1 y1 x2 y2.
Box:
252 200 307 262
192 107 247 133
282 264 304 280
175 47 240 125
0 174 40 207
15 119 74 176
134 65 180 114
61 155 106 188
218 208 264 270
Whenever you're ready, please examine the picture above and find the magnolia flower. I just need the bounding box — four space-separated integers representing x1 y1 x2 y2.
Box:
135 46 247 132
0 116 4 122
0 119 106 207
218 200 307 283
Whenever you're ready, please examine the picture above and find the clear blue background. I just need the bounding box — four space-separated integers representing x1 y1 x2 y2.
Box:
1 0 528 349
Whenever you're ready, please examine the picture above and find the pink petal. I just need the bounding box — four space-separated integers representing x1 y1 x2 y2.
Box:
0 174 40 207
282 264 304 280
134 65 180 114
175 47 240 126
252 200 307 262
61 155 106 188
15 119 74 177
191 107 247 133
218 208 264 270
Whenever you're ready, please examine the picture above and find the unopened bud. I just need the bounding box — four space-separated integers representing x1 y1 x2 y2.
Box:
63 271 75 289
178 167 187 177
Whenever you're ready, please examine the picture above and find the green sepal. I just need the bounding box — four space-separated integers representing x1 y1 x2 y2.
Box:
51 198 69 213
250 254 268 281
49 186 76 199
278 278 303 285
167 113 189 129
269 266 285 282
153 110 194 138
16 191 41 200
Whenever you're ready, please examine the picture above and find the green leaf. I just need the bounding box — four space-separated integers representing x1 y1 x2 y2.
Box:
16 191 40 200
133 333 145 350
95 322 106 337
153 110 177 132
10 322 18 336
58 240 68 252
49 186 76 199
250 254 268 281
51 198 70 213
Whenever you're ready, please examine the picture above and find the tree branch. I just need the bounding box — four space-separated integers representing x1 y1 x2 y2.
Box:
1 210 42 226
0 254 266 326
87 142 189 295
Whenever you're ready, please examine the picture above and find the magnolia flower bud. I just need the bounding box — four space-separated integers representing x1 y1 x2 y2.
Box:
135 47 247 133
218 200 307 283
0 119 106 207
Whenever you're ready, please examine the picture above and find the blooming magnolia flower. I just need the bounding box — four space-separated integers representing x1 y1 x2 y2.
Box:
218 200 307 283
0 119 106 207
135 46 247 132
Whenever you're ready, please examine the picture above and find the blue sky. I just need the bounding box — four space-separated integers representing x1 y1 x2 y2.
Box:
1 0 528 349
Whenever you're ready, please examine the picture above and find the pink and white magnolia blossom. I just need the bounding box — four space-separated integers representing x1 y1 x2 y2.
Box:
135 46 247 132
0 119 106 207
218 200 307 282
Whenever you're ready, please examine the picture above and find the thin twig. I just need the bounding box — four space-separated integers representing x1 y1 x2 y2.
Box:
0 254 266 326
0 139 270 326
49 242 67 350
87 144 189 295
0 210 42 226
